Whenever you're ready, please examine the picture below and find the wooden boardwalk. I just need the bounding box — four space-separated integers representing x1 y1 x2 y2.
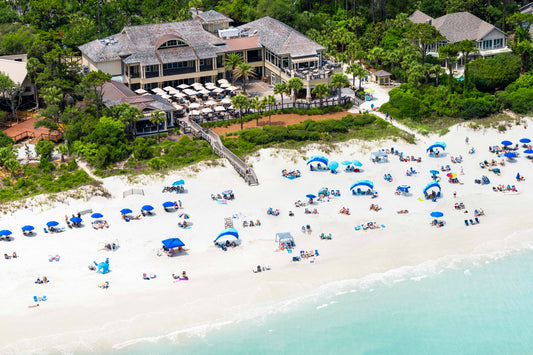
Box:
181 118 259 186
2 116 63 143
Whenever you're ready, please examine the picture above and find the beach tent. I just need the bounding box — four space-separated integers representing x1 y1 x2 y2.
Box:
162 238 185 249
426 142 446 153
214 228 239 243
423 182 441 197
142 205 154 211
371 151 388 162
172 180 185 186
307 156 328 166
275 232 294 247
350 180 374 191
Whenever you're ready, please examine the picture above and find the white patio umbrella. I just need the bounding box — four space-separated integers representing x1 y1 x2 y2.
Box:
190 110 201 116
199 89 211 95
172 104 184 110
174 92 186 98
204 82 214 86
178 84 190 89
135 88 147 94
205 100 216 106
219 82 230 88
202 107 213 114
221 98 232 104
163 86 175 91
213 88 224 93
189 102 200 109
160 94 171 99
228 86 239 91
214 105 226 112
218 79 229 84
184 89 198 96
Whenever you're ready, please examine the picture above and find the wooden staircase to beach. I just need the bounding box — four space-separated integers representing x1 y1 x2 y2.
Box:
181 119 259 186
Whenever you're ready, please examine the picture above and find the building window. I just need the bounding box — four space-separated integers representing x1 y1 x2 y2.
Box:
159 39 188 49
482 39 493 50
493 38 503 49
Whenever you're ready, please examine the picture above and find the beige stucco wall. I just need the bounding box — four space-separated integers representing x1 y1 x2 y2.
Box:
81 54 122 76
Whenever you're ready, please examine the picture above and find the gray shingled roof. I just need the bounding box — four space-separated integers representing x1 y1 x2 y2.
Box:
237 16 325 57
196 10 232 24
409 11 506 43
102 81 174 112
408 10 433 24
80 20 225 65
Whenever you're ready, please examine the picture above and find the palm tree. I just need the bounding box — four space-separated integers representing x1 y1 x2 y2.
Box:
26 57 43 109
232 94 249 130
438 43 459 94
233 63 255 95
223 53 244 85
347 63 367 90
150 110 165 142
263 95 276 126
456 40 479 92
312 84 330 108
273 82 287 109
250 96 265 126
56 143 68 163
287 77 304 108
330 73 350 102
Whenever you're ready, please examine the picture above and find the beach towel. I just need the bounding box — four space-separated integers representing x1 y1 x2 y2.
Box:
283 175 297 180
184 226 191 230
217 200 228 204
381 224 386 228
287 249 293 253
417 198 424 201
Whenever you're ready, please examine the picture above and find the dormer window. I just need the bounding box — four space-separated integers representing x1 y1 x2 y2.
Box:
159 39 188 49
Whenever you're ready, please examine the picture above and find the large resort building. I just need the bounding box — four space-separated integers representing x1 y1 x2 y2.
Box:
79 11 342 100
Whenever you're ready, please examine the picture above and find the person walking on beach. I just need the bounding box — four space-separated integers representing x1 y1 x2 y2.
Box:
465 136 469 144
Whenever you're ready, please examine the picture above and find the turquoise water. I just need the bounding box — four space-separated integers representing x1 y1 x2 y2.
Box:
112 249 533 355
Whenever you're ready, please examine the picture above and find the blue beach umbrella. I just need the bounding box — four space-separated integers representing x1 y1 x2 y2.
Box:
162 238 185 249
524 149 533 154
91 213 104 219
120 208 133 214
172 179 185 186
430 170 439 175
501 140 512 146
341 161 352 165
70 217 82 223
520 138 530 144
430 211 443 218
352 160 363 167
141 205 154 211
162 201 175 208
0 229 12 236
21 225 34 231
328 161 339 171
504 152 517 158
306 194 316 199
46 221 59 227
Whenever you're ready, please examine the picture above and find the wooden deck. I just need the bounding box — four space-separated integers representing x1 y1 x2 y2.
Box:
2 116 63 143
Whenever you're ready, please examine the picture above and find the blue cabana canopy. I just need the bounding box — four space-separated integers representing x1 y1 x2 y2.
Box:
430 211 444 218
524 149 533 154
142 205 154 211
427 142 446 152
21 225 34 231
91 213 103 219
501 140 512 146
120 208 132 214
162 201 175 208
350 180 374 190
504 152 517 158
306 194 316 199
341 161 352 165
46 221 59 227
275 232 294 243
172 180 185 186
70 217 82 223
520 138 530 144
162 238 185 249
307 156 328 165
214 228 239 243
328 161 339 171
423 182 441 195
430 170 439 175
0 229 12 236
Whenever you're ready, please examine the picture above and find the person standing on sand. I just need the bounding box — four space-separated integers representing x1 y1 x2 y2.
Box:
465 136 469 144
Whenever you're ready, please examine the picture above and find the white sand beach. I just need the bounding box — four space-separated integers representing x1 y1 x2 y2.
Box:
1 120 533 353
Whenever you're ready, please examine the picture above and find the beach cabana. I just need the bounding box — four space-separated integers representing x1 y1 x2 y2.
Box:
371 151 388 163
427 142 446 156
172 179 185 186
214 228 240 246
423 182 441 200
307 156 328 167
275 232 294 249
350 180 374 195
162 238 185 256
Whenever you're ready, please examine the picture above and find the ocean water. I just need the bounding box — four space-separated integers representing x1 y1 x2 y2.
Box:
110 248 533 355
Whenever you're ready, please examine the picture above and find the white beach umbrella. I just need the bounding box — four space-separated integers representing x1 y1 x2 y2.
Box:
163 86 175 92
205 100 216 106
189 102 200 109
174 92 186 98
199 89 211 95
190 110 201 116
213 88 224 93
184 89 198 96
221 98 232 104
172 104 184 110
135 88 147 94
160 94 171 99
228 86 239 91
218 79 229 84
202 107 213 114
214 105 226 112
178 84 190 89
219 82 230 88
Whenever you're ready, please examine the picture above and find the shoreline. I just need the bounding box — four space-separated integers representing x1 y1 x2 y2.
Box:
1 120 532 354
